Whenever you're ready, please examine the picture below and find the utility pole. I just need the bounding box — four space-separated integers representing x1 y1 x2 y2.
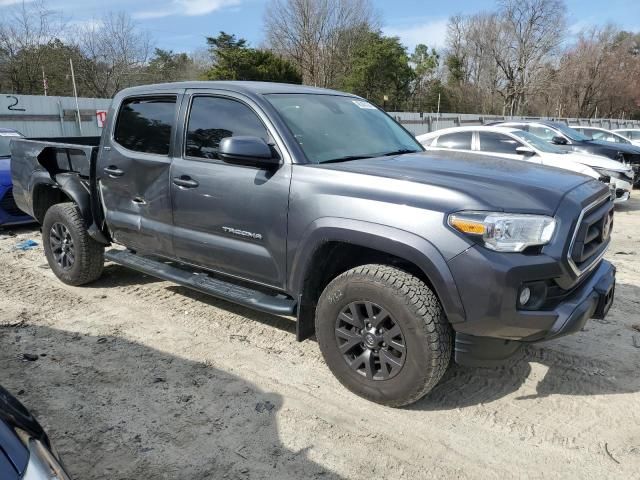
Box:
42 67 48 96
70 58 83 135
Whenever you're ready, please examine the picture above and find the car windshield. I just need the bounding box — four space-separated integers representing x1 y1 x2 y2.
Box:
551 123 590 142
266 94 422 164
511 130 567 154
0 132 22 156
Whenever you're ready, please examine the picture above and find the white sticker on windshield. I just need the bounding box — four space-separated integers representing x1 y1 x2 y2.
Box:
0 132 21 137
352 100 376 110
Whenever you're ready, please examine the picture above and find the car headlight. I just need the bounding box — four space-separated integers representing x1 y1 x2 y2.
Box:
448 211 556 252
594 168 634 181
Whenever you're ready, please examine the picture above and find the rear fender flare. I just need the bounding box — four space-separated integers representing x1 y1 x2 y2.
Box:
53 173 92 226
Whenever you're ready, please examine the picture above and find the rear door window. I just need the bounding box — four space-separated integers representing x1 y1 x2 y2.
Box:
113 96 176 155
478 132 521 154
435 132 472 150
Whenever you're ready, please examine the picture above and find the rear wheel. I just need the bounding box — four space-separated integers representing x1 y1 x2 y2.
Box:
315 264 452 407
42 203 104 285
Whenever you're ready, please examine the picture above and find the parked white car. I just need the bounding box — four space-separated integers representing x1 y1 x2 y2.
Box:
612 128 640 147
416 126 633 203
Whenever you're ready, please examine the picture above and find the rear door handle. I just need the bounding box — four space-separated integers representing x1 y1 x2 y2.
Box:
172 176 199 189
104 166 124 177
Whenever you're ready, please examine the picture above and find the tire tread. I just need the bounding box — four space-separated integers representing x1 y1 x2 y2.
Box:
316 264 452 407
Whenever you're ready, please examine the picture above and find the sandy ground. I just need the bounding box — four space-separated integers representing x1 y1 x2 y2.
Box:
1 198 639 480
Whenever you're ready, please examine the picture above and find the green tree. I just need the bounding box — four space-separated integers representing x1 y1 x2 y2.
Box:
340 31 414 109
147 48 199 82
410 44 439 80
205 31 301 83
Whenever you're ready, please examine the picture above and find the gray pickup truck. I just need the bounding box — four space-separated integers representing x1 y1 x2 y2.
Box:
11 81 616 407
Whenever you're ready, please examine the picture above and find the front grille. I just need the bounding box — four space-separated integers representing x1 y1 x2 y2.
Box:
568 195 613 275
0 188 24 217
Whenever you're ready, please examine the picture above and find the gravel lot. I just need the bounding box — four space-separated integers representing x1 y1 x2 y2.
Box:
1 196 639 479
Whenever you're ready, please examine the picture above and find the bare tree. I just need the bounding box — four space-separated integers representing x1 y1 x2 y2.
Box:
554 26 640 118
76 12 152 97
0 0 65 93
492 0 566 115
264 0 378 87
444 0 566 115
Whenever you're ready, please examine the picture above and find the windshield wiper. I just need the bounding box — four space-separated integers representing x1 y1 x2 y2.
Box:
380 149 421 156
321 149 421 164
321 155 376 164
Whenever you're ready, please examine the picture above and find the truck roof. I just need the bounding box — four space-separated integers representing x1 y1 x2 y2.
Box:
117 81 356 98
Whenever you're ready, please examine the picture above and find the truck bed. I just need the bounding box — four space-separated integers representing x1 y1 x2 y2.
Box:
12 136 101 178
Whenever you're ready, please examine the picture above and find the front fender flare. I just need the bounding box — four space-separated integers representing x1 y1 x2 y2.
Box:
289 218 466 325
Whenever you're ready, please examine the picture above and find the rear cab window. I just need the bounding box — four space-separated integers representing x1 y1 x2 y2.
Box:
113 96 177 155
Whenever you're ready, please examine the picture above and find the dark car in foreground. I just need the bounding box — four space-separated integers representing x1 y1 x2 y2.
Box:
0 385 71 479
10 81 616 406
490 120 640 184
0 128 31 226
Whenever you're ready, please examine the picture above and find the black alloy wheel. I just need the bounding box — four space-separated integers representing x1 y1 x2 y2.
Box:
49 222 76 270
336 301 406 380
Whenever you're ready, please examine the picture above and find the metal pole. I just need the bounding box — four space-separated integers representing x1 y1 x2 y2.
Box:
42 67 48 96
57 100 65 135
70 58 83 135
434 92 441 131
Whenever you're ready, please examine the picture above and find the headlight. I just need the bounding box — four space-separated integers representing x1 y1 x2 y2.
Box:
594 168 634 181
448 211 556 252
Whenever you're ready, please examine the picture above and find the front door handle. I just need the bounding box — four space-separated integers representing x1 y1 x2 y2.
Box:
172 176 199 189
104 166 124 177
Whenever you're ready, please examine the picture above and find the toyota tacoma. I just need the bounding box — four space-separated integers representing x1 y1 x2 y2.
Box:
11 82 616 407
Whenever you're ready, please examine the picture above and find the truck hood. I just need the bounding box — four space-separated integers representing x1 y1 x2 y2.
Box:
0 157 10 186
320 151 596 215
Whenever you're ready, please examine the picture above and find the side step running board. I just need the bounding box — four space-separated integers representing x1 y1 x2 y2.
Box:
105 249 296 316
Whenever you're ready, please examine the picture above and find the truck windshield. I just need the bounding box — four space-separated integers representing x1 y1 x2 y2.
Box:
266 94 422 164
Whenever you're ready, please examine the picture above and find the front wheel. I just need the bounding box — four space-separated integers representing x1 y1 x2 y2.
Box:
42 202 104 285
315 264 452 407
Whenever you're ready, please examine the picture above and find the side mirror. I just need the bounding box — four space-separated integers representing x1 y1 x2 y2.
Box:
218 136 280 168
551 136 568 145
515 146 536 156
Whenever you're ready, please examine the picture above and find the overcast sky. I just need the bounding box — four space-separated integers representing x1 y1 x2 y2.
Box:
9 0 640 53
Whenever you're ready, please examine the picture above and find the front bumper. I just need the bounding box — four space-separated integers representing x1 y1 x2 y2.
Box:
449 248 616 367
611 177 632 204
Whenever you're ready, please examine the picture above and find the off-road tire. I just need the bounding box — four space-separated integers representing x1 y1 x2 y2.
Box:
316 264 452 407
42 202 104 285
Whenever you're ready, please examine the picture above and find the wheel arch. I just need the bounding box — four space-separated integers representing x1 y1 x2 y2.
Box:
32 174 109 244
290 218 466 341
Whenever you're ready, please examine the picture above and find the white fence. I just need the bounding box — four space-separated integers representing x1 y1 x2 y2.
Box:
2 94 639 139
0 94 111 137
390 112 640 136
